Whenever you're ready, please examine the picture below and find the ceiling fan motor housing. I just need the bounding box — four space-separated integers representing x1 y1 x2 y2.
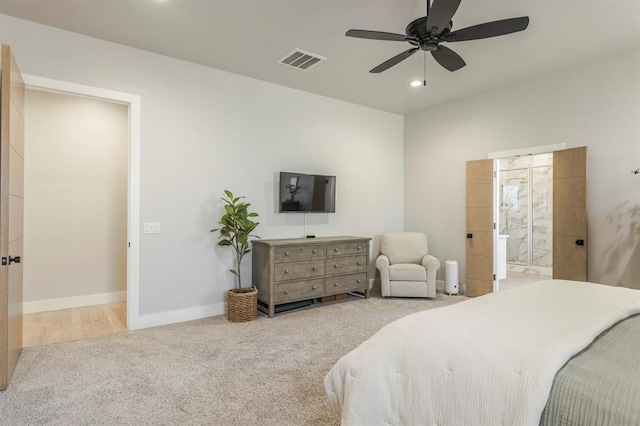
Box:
406 16 452 43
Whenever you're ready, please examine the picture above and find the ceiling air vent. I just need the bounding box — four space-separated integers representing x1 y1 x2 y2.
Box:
278 49 326 71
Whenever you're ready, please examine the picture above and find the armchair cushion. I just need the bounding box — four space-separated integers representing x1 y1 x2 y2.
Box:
389 263 427 281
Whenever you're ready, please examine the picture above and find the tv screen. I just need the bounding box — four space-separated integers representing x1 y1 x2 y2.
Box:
279 172 336 213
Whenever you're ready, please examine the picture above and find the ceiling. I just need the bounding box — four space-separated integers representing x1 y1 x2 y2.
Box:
2 0 639 115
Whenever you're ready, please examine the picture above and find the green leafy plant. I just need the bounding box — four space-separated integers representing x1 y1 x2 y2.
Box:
211 190 260 290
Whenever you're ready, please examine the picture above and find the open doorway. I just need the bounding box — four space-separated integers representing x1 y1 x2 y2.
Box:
468 145 587 296
497 153 553 291
21 88 128 346
487 143 566 293
18 75 141 344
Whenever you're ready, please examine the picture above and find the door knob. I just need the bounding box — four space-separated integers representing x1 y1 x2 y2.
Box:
575 239 585 246
467 233 473 239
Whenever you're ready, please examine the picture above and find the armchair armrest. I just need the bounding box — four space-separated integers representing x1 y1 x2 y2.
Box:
421 254 440 270
375 254 391 297
421 255 440 288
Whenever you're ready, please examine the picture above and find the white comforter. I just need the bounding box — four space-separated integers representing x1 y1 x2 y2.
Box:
324 280 640 426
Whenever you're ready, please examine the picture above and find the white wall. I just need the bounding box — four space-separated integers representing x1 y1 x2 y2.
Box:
405 47 640 290
23 89 128 307
0 14 404 324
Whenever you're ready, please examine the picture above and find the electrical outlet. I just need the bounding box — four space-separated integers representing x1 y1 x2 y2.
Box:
143 222 160 234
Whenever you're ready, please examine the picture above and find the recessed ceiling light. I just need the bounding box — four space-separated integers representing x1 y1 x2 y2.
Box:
410 80 422 87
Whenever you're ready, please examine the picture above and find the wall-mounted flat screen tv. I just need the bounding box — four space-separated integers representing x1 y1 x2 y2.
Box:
279 172 336 213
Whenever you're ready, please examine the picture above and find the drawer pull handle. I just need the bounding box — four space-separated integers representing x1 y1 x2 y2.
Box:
285 251 289 255
357 246 361 250
334 264 338 268
334 248 339 252
357 261 361 265
284 270 289 274
312 286 317 290
334 283 338 287
284 290 289 294
312 267 317 271
357 279 361 283
313 249 317 253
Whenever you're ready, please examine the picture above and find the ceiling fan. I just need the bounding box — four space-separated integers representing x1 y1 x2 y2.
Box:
346 0 529 74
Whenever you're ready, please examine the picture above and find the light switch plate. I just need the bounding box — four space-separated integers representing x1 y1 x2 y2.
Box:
143 222 160 234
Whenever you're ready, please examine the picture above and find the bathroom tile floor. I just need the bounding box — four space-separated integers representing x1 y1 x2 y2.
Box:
498 271 549 292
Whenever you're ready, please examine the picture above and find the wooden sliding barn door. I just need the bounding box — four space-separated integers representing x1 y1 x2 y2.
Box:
553 147 588 281
0 45 25 390
466 159 495 297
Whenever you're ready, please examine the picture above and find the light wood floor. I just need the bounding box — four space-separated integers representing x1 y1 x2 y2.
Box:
23 302 127 348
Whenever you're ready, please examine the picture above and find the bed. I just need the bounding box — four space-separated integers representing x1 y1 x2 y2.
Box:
324 279 640 426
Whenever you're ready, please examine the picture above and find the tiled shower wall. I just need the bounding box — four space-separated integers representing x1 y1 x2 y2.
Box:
499 153 553 269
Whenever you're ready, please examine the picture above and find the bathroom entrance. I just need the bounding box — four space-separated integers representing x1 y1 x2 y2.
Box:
497 153 553 283
466 145 588 296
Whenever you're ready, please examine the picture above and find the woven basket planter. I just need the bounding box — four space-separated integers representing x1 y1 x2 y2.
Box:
226 287 258 322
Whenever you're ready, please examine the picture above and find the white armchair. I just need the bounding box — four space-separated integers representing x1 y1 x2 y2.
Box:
375 232 440 298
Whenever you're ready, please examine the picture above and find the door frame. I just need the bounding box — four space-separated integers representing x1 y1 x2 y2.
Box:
488 143 566 291
21 74 141 329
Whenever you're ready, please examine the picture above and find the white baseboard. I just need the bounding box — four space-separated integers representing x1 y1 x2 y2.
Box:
23 291 127 314
135 302 225 330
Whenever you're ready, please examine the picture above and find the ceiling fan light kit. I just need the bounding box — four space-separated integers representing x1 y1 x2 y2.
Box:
346 0 529 75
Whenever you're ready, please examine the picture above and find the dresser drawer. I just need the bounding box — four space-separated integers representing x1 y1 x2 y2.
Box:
274 259 325 281
326 255 367 277
326 241 367 257
275 279 324 303
325 273 367 295
274 245 325 262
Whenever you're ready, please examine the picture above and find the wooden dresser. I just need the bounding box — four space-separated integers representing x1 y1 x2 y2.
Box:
251 236 371 317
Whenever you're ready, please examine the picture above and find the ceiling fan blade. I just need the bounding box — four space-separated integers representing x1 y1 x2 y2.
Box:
445 17 530 42
370 47 419 73
431 45 466 72
426 0 462 34
346 29 415 42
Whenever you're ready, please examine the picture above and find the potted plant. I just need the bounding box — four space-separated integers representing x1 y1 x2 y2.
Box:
211 190 261 322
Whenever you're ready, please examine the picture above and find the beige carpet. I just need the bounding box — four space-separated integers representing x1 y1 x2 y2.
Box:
0 292 466 425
